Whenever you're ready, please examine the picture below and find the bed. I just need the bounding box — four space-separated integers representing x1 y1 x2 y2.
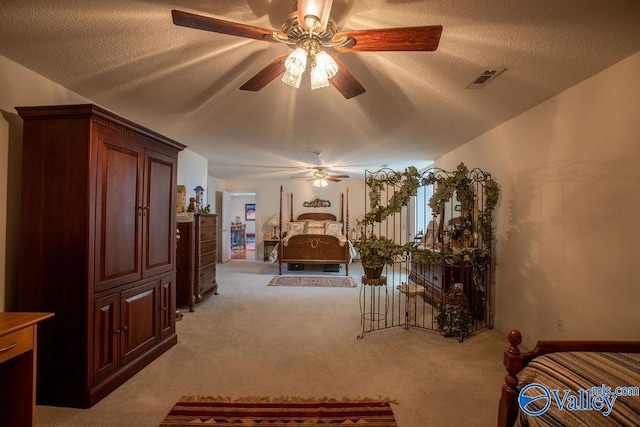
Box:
272 186 353 276
498 329 640 426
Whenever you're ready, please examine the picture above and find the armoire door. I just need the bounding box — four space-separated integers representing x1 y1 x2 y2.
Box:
94 128 143 292
159 275 176 339
142 149 176 279
120 280 160 365
93 294 120 382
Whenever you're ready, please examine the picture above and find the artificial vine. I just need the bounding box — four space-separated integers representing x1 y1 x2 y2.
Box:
362 163 500 247
423 162 500 246
362 166 422 225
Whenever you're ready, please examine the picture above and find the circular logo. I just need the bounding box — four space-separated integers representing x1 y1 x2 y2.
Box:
518 383 551 416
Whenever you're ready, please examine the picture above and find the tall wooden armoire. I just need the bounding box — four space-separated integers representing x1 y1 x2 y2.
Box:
16 104 185 408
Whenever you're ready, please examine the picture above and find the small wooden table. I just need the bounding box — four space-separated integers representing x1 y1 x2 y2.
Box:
263 239 280 261
0 312 54 426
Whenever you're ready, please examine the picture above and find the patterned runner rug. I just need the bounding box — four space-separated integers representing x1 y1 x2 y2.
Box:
159 396 397 426
268 275 357 288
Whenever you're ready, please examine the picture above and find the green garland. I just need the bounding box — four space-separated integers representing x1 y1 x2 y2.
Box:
363 166 422 225
362 163 499 244
423 162 499 246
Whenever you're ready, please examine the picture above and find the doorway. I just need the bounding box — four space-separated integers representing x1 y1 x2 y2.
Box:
228 192 256 260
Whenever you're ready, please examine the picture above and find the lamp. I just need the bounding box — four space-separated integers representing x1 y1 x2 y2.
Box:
267 214 279 238
280 0 339 91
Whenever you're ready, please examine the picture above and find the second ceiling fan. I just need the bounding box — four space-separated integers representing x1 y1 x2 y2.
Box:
172 0 442 99
291 166 349 187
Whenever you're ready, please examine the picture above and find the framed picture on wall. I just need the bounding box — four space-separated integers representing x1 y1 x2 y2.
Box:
245 203 255 221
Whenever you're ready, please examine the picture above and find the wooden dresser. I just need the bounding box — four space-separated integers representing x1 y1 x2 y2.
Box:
16 104 183 408
176 214 218 311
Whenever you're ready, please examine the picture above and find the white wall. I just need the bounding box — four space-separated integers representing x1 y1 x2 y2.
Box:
436 52 640 345
177 149 208 211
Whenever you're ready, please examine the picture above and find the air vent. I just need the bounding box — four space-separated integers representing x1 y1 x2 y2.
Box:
465 68 506 89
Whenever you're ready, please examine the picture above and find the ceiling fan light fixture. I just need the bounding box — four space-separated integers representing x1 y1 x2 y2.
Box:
282 69 303 88
310 62 330 90
313 178 329 187
298 0 333 32
315 51 338 79
284 47 307 75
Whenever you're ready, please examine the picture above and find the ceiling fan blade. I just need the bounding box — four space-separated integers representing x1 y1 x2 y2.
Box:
329 174 350 179
328 54 366 99
239 54 288 91
327 177 342 182
172 9 282 42
333 25 442 52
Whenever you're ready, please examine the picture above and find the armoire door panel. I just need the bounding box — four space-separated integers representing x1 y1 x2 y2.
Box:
120 281 160 364
143 151 176 278
93 294 120 382
160 275 176 339
95 132 143 292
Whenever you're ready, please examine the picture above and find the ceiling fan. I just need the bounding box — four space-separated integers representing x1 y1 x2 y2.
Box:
171 0 442 99
292 167 350 187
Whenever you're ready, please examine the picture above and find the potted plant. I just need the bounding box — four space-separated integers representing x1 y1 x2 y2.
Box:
433 286 473 341
356 235 406 279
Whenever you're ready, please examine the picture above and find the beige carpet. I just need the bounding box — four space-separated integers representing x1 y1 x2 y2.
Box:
36 259 508 427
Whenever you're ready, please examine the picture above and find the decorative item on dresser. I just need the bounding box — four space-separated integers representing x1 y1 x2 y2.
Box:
176 214 219 312
16 104 184 408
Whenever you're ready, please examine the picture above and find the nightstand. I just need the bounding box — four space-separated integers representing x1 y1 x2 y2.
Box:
263 239 280 261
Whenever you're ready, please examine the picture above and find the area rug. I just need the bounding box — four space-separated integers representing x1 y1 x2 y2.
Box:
159 396 397 426
268 275 357 288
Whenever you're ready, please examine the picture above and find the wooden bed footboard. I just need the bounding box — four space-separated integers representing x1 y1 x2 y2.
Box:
278 235 351 276
498 329 640 427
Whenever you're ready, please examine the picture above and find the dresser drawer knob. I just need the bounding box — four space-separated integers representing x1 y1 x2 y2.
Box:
0 342 18 353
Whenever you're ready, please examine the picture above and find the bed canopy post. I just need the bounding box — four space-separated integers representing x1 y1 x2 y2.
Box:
290 193 294 222
498 330 524 427
345 187 349 236
278 185 283 275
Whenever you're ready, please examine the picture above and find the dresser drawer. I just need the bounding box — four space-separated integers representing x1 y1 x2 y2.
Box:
197 227 215 242
0 327 34 364
197 239 215 255
196 215 215 228
197 252 216 269
195 265 215 287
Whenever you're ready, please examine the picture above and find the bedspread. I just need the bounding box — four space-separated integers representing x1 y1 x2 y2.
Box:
516 351 640 426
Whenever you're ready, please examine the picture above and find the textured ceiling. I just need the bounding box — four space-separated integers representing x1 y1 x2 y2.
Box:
1 0 640 180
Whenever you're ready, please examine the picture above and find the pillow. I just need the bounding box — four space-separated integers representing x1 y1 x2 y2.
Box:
287 222 305 236
305 220 326 229
325 221 343 236
306 227 325 235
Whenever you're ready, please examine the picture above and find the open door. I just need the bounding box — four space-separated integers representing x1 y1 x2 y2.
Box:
221 190 231 262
